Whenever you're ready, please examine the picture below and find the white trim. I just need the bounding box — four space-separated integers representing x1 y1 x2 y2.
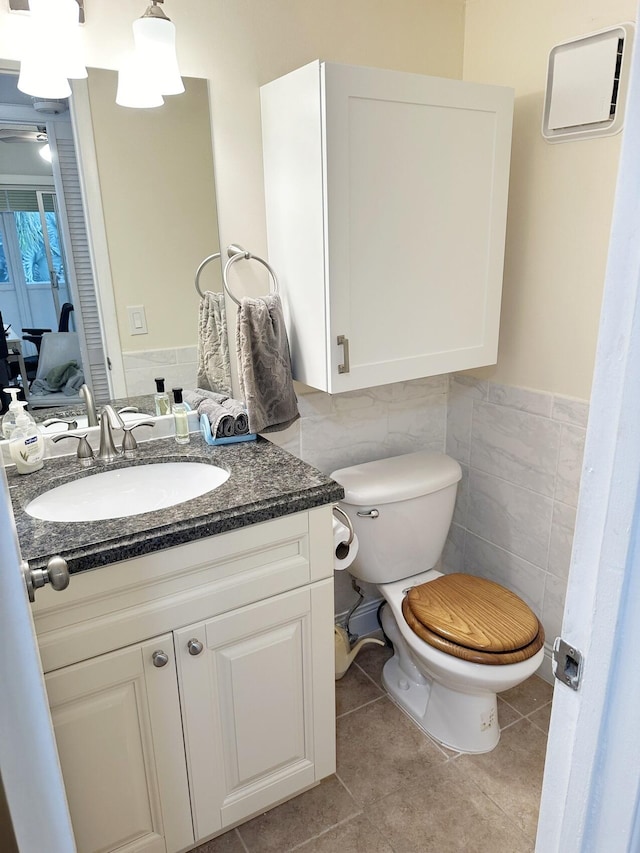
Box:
0 468 76 851
536 6 640 850
0 175 55 186
68 78 126 398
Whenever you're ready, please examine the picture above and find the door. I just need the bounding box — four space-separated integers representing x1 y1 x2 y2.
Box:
45 634 194 853
176 582 335 843
0 465 75 852
535 5 640 850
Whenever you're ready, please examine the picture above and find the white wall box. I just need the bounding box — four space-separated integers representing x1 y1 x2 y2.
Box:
261 61 514 393
34 508 336 853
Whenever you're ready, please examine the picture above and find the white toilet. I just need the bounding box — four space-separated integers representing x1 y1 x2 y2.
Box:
331 450 545 754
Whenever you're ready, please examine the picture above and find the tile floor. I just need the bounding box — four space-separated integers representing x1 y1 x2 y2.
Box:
191 644 553 853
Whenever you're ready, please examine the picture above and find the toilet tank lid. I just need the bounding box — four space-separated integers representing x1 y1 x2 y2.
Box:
330 452 462 506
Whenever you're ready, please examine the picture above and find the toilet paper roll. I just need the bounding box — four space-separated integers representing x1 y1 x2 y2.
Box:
332 517 359 571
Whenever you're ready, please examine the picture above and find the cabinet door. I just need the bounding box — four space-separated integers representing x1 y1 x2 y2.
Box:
176 581 335 842
44 635 193 853
262 60 513 393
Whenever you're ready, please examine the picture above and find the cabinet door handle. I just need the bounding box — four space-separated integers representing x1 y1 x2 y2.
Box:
187 638 204 656
152 650 169 667
337 335 350 374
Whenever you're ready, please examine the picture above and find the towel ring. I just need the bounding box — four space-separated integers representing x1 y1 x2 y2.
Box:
194 252 222 298
222 245 280 307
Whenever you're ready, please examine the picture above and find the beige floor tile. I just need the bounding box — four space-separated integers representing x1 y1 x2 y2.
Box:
336 697 446 805
351 641 393 687
500 675 553 715
295 815 394 852
528 702 552 734
336 662 385 717
453 719 546 840
237 775 360 853
192 828 246 853
498 696 522 729
365 760 534 853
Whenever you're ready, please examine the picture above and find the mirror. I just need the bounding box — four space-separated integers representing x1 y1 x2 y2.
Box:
0 65 225 424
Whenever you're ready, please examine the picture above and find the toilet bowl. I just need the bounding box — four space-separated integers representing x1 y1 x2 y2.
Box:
331 451 545 754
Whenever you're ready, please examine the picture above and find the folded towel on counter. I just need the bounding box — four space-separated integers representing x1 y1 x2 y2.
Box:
184 388 251 438
197 291 233 398
221 398 249 435
198 399 235 438
183 388 230 410
236 294 299 434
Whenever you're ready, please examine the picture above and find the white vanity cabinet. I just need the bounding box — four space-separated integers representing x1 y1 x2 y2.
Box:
261 60 514 393
33 508 335 853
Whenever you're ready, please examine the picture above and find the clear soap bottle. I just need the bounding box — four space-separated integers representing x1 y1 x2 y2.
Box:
172 388 190 445
154 377 171 416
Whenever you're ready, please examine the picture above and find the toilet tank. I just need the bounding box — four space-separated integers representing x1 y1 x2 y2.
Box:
331 451 462 585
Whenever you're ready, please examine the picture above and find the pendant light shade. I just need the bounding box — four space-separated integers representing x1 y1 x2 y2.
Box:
116 52 164 109
17 0 86 99
133 7 184 96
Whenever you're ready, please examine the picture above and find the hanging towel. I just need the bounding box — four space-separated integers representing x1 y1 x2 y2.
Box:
197 291 233 398
236 294 299 434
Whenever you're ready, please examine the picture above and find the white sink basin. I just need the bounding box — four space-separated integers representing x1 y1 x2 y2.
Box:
25 462 230 522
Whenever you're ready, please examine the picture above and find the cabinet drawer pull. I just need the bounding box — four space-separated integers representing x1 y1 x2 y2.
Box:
337 335 350 374
152 650 169 667
187 638 204 656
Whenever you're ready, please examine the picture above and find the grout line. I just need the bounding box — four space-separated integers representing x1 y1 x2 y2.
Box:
286 814 364 852
336 694 386 719
234 826 251 853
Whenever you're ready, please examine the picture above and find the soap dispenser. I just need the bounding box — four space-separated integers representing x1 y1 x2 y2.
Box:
2 387 35 440
9 401 44 474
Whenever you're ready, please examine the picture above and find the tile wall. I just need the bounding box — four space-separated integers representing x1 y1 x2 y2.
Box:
443 375 589 680
122 346 198 397
271 372 587 674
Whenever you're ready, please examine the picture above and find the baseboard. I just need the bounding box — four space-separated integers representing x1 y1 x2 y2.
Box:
335 597 384 638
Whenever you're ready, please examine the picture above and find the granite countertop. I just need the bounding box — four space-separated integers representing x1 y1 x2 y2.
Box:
7 434 344 574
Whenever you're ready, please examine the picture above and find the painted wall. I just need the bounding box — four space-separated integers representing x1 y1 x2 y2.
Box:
0 0 466 363
463 0 637 400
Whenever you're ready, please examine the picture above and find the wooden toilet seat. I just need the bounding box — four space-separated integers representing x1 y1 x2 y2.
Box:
402 573 545 665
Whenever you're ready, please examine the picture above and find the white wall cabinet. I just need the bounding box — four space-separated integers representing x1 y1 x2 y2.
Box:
261 61 514 393
34 508 336 853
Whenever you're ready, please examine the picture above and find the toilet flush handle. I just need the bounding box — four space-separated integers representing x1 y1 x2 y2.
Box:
357 508 379 519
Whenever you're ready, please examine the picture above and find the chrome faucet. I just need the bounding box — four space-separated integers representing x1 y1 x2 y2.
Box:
97 405 124 463
80 383 99 427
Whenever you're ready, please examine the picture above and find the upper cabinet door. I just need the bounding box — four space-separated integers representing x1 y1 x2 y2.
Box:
262 61 514 393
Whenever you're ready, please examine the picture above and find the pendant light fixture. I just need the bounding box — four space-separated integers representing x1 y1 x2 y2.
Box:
17 0 87 100
116 0 184 109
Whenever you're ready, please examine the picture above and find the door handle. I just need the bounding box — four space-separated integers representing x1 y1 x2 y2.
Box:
22 555 70 603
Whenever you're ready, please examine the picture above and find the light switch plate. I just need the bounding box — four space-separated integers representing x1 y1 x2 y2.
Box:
127 305 148 336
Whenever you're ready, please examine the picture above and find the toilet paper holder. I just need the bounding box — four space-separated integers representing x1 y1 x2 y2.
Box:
332 505 354 559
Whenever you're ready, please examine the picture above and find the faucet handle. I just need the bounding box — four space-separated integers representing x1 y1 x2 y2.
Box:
42 418 79 431
121 421 155 457
117 406 139 415
51 432 94 467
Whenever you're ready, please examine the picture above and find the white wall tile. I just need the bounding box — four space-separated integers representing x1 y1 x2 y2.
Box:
470 402 561 497
555 423 587 507
449 374 488 399
548 501 577 580
452 462 469 527
463 532 546 614
446 388 473 464
542 572 569 646
121 348 178 370
467 468 553 568
552 395 590 429
442 522 466 574
488 382 553 417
